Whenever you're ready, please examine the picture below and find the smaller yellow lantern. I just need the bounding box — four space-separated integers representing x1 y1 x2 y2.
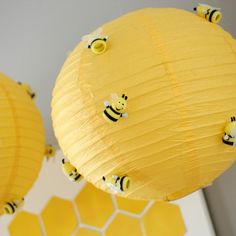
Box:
0 73 52 215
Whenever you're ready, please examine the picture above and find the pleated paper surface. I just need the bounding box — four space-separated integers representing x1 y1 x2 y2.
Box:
0 73 45 212
52 8 236 200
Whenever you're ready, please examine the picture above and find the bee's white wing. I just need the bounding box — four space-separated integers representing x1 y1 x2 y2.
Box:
90 27 104 39
111 93 119 100
93 27 103 36
81 34 90 42
199 3 220 10
82 34 93 48
122 113 128 118
199 3 212 8
82 27 103 45
104 101 110 107
112 175 118 180
108 184 123 194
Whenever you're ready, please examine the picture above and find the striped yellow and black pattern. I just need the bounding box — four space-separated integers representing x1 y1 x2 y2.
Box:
103 105 122 122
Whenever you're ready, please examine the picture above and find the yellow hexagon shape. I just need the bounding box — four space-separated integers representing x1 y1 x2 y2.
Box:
75 183 114 228
76 228 101 236
116 196 148 214
106 213 143 236
41 196 77 236
142 202 186 236
9 211 41 236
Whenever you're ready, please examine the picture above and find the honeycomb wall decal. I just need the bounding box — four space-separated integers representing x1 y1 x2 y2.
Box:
74 183 114 228
8 182 185 236
41 197 78 236
9 211 42 236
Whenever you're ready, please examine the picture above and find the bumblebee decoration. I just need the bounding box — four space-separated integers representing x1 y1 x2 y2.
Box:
222 117 236 146
103 93 128 123
45 144 56 160
61 159 82 183
193 4 222 24
17 82 36 99
102 175 131 194
82 27 108 55
3 198 24 215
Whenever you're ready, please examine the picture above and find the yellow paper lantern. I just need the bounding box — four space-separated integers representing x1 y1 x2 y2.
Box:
0 73 45 214
51 8 236 200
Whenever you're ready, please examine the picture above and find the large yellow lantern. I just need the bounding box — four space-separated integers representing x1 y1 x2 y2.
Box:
51 8 236 200
0 73 46 214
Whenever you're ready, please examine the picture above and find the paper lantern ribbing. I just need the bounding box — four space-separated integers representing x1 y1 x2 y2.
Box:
51 8 236 200
0 73 45 214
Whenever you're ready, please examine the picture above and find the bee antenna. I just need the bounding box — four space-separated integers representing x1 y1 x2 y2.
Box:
125 96 128 100
62 159 65 164
102 176 106 181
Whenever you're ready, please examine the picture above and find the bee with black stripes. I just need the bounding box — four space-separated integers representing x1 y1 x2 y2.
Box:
103 93 128 123
82 27 108 55
223 117 236 146
102 175 131 194
3 198 24 215
45 144 56 161
61 159 82 183
193 4 222 24
17 82 36 99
